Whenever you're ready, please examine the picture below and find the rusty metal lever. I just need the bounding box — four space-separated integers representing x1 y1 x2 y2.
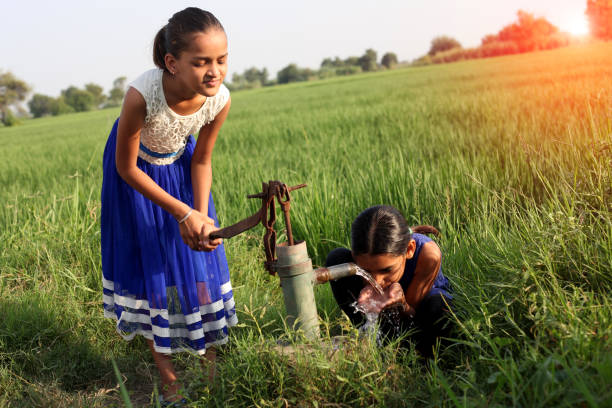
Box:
208 181 306 273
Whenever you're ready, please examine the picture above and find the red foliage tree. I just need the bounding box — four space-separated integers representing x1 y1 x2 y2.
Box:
495 10 561 52
586 0 612 40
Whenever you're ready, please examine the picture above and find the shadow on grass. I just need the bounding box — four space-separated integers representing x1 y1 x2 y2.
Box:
0 293 146 406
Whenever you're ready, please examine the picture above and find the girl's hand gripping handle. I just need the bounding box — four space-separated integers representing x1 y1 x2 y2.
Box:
199 218 222 252
178 210 221 251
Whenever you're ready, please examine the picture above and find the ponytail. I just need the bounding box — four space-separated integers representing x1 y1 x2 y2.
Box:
410 225 440 236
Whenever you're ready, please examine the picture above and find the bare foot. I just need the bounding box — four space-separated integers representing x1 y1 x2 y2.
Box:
201 347 217 383
147 340 185 402
160 379 184 402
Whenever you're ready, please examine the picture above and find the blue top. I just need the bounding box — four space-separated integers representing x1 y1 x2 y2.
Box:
398 233 452 299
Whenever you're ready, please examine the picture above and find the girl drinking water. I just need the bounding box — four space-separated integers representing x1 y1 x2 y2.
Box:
325 205 453 358
101 8 235 404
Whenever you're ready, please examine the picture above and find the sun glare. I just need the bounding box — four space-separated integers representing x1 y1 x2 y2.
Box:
565 15 590 36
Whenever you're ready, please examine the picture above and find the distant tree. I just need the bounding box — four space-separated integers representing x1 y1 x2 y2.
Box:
344 56 361 67
380 52 399 69
228 67 270 90
261 68 270 85
320 58 333 68
497 10 560 52
478 11 567 55
85 83 106 107
28 94 56 118
243 67 268 87
277 64 301 84
107 76 127 107
428 36 462 56
481 34 499 46
300 68 316 80
231 73 243 83
229 72 245 90
0 71 30 126
586 0 612 40
277 64 316 84
359 49 378 72
51 96 74 116
243 68 257 84
62 86 95 112
260 67 270 84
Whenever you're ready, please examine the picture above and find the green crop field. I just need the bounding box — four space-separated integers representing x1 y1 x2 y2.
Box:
1 42 611 407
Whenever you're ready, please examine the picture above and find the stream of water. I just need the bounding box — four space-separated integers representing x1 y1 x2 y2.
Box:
353 266 384 295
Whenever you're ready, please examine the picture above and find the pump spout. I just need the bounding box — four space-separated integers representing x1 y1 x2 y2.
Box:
313 263 360 285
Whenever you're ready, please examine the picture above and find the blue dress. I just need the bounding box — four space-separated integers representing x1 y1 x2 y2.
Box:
101 70 237 355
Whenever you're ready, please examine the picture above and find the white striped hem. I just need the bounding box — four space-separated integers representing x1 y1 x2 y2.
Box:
107 308 237 336
102 277 233 318
103 276 238 352
104 309 238 345
103 293 235 322
104 310 237 355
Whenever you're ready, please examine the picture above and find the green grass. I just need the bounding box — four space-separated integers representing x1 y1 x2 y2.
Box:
1 42 611 407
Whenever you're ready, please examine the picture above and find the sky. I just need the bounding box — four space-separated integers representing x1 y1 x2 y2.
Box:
2 0 590 97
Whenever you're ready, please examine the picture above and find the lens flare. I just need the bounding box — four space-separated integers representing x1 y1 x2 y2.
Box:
566 15 590 36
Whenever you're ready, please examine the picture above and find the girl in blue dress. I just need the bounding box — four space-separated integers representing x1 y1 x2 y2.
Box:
325 205 453 358
101 7 236 403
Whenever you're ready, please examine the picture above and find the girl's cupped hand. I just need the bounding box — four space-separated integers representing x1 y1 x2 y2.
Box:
178 210 222 251
358 282 406 314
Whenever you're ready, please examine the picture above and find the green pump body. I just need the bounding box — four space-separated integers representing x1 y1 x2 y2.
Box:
275 241 320 339
274 241 360 339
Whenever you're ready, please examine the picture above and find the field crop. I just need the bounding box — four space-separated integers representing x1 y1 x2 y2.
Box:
1 42 611 407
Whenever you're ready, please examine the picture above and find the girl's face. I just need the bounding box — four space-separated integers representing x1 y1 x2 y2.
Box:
353 240 416 289
167 29 228 97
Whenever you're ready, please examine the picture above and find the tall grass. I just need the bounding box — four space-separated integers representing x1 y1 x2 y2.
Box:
1 42 611 406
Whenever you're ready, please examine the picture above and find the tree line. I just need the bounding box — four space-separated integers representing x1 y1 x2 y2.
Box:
414 3 611 66
413 11 571 65
1 1 610 126
0 74 126 126
227 2 611 88
227 49 399 91
28 77 127 119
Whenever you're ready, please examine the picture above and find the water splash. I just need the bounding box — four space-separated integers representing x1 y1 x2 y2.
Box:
350 300 381 342
350 301 406 346
353 266 384 295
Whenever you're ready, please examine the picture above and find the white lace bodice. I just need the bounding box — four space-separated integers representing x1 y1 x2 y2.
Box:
129 69 230 165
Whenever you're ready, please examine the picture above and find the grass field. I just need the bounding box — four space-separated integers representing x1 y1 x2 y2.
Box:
1 42 611 407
